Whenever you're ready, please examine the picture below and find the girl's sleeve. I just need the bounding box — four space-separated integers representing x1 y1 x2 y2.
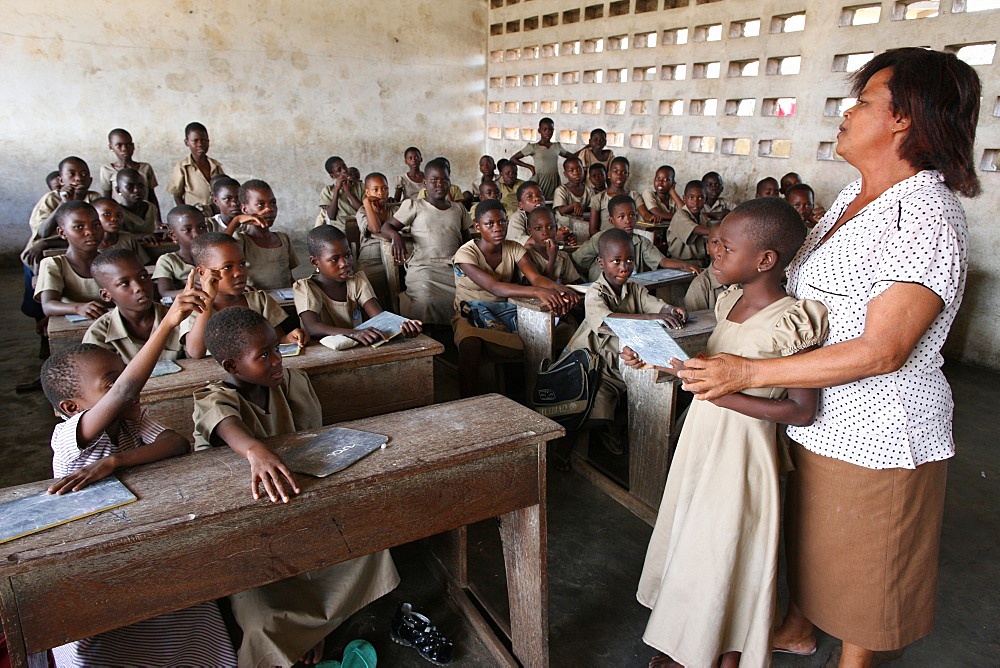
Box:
394 198 418 227
774 299 829 356
293 278 321 317
283 233 299 270
34 257 64 300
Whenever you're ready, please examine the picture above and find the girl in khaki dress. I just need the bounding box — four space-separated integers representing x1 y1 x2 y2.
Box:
625 200 827 668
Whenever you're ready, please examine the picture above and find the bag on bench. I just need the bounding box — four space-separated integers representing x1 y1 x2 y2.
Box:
530 348 601 431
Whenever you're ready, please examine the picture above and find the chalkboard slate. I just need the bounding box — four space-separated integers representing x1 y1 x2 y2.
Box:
631 268 693 285
603 316 690 369
282 427 388 477
0 476 137 544
357 311 409 348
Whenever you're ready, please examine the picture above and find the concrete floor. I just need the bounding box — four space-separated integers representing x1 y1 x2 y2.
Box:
1 257 997 667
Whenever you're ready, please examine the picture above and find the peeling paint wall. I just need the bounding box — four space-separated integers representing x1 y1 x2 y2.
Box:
0 0 488 250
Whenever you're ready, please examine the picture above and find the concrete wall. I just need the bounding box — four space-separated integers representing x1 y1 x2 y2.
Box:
485 0 1000 369
0 0 488 249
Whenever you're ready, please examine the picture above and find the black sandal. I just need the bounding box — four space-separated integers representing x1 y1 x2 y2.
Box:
390 602 454 665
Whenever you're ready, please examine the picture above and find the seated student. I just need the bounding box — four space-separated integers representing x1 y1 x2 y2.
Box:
464 154 497 203
452 199 580 397
683 222 726 313
497 158 524 215
116 168 161 234
221 179 299 290
46 170 60 192
295 224 421 343
510 117 575 200
638 165 683 224
182 232 307 358
470 179 501 222
521 206 582 285
154 205 208 299
562 228 686 461
506 181 546 246
382 157 471 326
100 128 161 216
779 171 801 196
416 156 465 202
22 157 101 269
42 282 237 668
356 171 397 307
589 156 633 236
701 171 732 222
167 122 224 211
755 176 780 198
318 156 364 230
35 201 109 320
785 183 825 229
667 180 711 265
192 307 400 667
394 146 425 202
552 156 593 231
93 198 150 264
207 175 241 232
588 162 608 195
575 195 701 281
576 128 615 172
85 249 187 361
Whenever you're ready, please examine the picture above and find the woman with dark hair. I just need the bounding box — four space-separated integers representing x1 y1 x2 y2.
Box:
627 48 980 667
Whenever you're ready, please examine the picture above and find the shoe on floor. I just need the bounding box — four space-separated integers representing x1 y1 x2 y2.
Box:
390 602 453 666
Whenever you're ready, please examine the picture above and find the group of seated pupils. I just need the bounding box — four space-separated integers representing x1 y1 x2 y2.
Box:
22 116 829 667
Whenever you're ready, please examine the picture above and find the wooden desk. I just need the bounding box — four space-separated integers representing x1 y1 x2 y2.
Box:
631 267 697 305
512 297 716 525
0 395 560 668
141 334 443 440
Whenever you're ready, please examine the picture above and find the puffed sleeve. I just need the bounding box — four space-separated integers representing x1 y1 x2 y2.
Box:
166 161 185 197
246 290 290 329
393 198 419 227
34 256 65 300
192 383 242 450
772 298 829 356
293 277 323 317
352 271 377 308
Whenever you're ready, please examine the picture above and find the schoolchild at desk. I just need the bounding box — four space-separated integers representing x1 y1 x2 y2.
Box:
181 232 307 358
638 165 683 224
34 201 109 320
99 128 161 220
41 277 237 667
22 156 101 271
416 156 465 202
558 228 687 465
318 155 364 230
84 249 185 362
294 225 421 343
755 176 781 198
153 205 208 299
506 181 547 246
469 179 501 223
588 162 608 196
496 158 524 216
167 122 224 211
575 128 614 172
785 183 825 229
116 168 161 234
356 171 399 307
464 154 497 205
683 222 726 313
552 155 593 229
93 198 150 264
226 179 299 290
192 306 400 667
589 156 633 236
206 175 242 232
573 195 700 282
701 171 732 222
393 146 424 202
666 180 712 266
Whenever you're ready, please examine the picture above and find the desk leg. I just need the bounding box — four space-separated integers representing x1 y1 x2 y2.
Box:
622 365 678 520
498 447 548 668
516 305 555 400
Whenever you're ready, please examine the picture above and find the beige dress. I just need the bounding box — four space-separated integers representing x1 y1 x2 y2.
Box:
152 252 194 288
192 367 400 667
395 173 423 201
318 181 365 229
166 155 224 210
498 180 523 215
292 273 376 329
121 202 159 234
637 288 827 667
83 303 184 362
667 207 709 263
235 230 299 290
98 161 158 203
394 198 468 325
452 239 525 351
356 202 398 308
552 183 594 229
179 290 288 341
506 209 530 246
683 262 725 312
100 232 150 264
591 188 633 231
34 255 103 303
640 188 676 218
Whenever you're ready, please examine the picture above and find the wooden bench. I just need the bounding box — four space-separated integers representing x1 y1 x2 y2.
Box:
141 334 443 440
512 296 716 525
0 395 560 668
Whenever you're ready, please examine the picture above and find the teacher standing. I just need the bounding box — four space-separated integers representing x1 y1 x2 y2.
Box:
673 48 981 667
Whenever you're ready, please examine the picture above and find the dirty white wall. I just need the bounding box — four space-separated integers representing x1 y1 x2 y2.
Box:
0 0 488 250
485 0 1000 369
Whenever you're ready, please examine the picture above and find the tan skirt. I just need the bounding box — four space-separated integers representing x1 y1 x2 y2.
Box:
785 442 948 651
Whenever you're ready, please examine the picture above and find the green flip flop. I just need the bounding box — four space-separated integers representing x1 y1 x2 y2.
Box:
315 639 377 668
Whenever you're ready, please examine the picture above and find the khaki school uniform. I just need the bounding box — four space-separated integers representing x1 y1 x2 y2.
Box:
498 180 523 216
292 273 376 329
417 185 464 202
667 207 709 263
34 255 103 303
166 155 224 210
683 262 725 312
100 232 150 265
317 181 365 230
522 246 580 285
572 229 666 282
452 239 525 352
703 196 732 217
21 191 101 270
565 273 666 421
355 203 398 308
192 367 399 667
98 162 158 204
121 202 159 235
234 230 299 290
552 184 594 229
179 290 287 341
395 173 423 201
152 252 194 289
506 210 531 246
578 147 614 172
640 189 676 219
83 303 183 362
590 188 633 232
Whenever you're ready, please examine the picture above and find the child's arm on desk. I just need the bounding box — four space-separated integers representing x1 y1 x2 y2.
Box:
213 418 300 503
40 291 108 319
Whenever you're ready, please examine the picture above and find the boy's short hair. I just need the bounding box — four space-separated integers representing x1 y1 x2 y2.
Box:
184 122 207 137
755 177 779 193
205 307 270 363
166 204 203 227
539 117 554 126
515 181 541 201
785 183 815 200
404 146 421 157
307 224 348 256
684 180 704 195
91 249 142 288
591 128 607 137
497 159 512 172
46 170 60 187
780 172 801 194
608 193 637 215
115 167 144 187
191 231 240 266
656 164 676 177
211 176 240 195
473 198 505 222
425 157 450 175
702 171 721 182
528 205 556 226
324 156 343 173
53 201 96 229
588 163 607 175
562 156 582 169
58 156 88 172
609 156 630 170
478 181 497 195
598 228 632 257
239 179 272 204
108 128 130 141
364 171 388 186
41 343 114 410
730 198 807 270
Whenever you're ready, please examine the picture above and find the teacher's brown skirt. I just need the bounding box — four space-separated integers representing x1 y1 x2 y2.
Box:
785 442 948 651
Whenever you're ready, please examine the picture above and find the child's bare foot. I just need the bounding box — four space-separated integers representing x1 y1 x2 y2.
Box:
772 627 817 656
649 654 683 667
299 637 324 665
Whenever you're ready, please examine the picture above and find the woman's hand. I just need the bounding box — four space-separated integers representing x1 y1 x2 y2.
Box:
676 353 754 400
